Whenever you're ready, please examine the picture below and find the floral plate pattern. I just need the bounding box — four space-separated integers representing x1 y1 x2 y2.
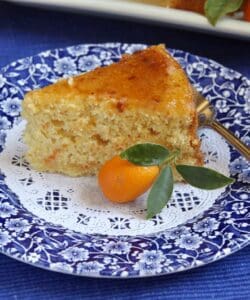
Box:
0 43 249 278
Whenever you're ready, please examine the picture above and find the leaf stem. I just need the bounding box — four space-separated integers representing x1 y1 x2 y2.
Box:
160 149 180 168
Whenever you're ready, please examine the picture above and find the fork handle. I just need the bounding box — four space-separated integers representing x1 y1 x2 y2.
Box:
210 120 250 160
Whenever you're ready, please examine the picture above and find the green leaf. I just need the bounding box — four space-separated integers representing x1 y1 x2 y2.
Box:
176 165 234 190
120 143 169 166
147 165 173 219
205 0 243 25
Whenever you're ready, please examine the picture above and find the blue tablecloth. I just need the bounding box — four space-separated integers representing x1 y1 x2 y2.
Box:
0 2 249 299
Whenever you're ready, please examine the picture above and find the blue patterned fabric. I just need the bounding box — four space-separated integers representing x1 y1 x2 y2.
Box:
0 1 249 299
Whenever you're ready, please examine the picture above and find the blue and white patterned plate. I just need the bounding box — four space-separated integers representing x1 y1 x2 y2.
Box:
0 43 249 278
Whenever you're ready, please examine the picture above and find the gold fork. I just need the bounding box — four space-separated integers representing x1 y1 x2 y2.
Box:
195 90 250 160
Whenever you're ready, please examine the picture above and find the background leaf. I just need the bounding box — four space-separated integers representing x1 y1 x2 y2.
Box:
120 143 169 166
205 0 243 25
176 165 234 189
147 166 173 219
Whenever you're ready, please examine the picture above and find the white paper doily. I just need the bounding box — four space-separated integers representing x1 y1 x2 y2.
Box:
0 121 231 236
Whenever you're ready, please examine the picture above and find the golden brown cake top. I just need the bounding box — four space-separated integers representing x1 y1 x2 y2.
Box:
24 45 195 117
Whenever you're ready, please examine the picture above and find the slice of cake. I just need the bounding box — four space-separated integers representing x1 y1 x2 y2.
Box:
22 45 203 180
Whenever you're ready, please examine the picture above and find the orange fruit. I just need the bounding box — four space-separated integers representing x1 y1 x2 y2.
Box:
98 155 159 203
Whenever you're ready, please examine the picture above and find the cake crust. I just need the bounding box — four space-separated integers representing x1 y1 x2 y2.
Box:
25 45 195 117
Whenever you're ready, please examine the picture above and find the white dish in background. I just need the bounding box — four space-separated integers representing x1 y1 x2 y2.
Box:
8 0 250 39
